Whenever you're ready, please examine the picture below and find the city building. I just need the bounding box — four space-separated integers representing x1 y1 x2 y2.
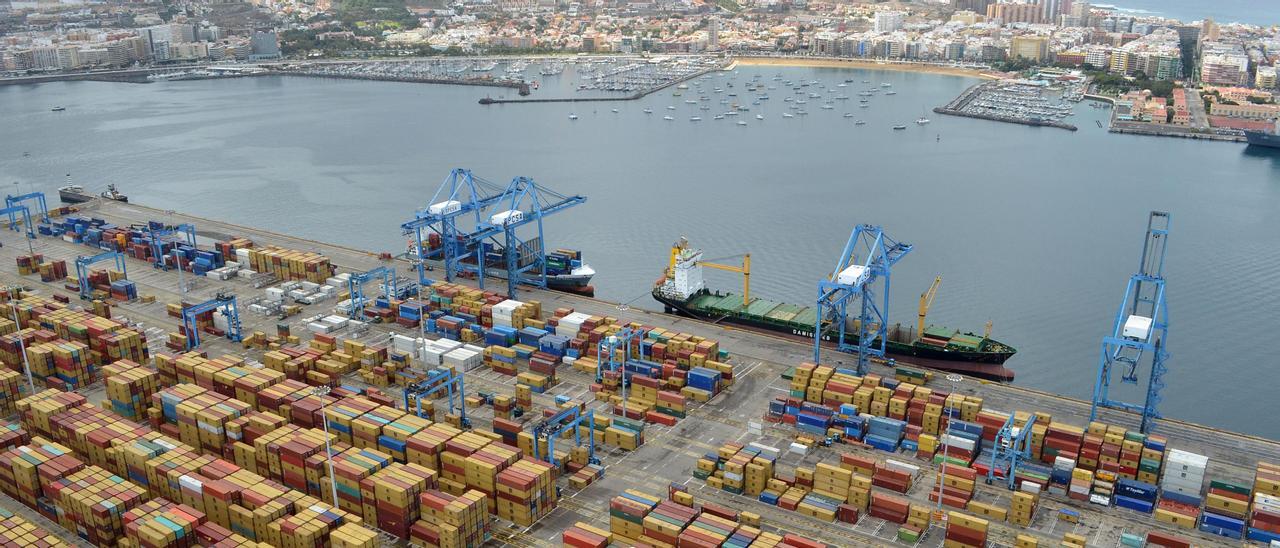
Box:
986 3 1042 25
1170 88 1190 125
1206 86 1273 103
1201 52 1250 86
249 31 281 60
1210 102 1280 120
1256 66 1278 90
945 42 965 60
951 0 994 14
951 11 983 25
1010 36 1049 62
874 11 905 34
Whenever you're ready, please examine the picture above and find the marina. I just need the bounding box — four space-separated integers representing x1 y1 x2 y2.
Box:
936 81 1079 131
0 195 1276 548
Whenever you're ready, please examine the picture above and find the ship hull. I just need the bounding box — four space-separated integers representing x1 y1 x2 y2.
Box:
654 291 1015 382
1244 130 1280 149
58 190 128 204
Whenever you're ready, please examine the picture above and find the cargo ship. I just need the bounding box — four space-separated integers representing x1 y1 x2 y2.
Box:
409 235 594 295
652 239 1016 381
1244 126 1280 149
58 183 128 204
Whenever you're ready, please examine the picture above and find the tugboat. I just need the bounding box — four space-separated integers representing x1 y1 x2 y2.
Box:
58 183 128 204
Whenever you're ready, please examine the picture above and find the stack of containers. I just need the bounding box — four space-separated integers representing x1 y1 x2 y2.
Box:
0 438 84 508
945 511 989 548
1250 462 1280 543
1009 490 1039 527
1114 478 1158 513
0 368 25 416
609 490 660 543
319 448 393 512
0 422 31 451
412 489 488 548
102 360 160 421
641 499 697 546
359 462 438 538
868 492 909 524
122 499 206 548
937 421 982 465
931 464 977 509
1041 423 1084 467
0 505 64 546
873 460 916 494
15 390 86 440
494 458 557 526
1160 449 1207 503
865 417 906 452
45 464 149 546
1197 479 1250 539
563 522 613 548
44 403 152 470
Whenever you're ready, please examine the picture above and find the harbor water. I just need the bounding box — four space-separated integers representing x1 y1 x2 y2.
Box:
2 66 1279 437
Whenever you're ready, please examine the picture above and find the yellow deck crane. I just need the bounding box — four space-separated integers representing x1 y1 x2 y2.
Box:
667 237 751 308
917 276 995 339
917 276 942 336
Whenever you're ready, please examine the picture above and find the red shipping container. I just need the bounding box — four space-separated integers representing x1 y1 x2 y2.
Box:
1145 531 1191 548
563 527 608 548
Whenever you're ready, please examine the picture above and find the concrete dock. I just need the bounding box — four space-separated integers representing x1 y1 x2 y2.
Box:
1 198 1275 547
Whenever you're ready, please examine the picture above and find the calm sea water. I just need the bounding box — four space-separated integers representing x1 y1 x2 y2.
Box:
3 68 1279 438
1097 0 1276 26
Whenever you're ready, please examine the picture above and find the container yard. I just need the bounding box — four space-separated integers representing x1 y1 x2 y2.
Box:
0 195 1277 548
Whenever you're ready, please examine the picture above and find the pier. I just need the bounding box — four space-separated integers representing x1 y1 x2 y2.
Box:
1 196 1275 547
936 81 1079 131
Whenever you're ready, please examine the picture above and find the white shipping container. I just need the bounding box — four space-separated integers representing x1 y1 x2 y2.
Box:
236 249 250 261
323 315 350 329
748 442 780 460
789 442 810 455
885 459 920 477
1089 494 1110 506
300 282 320 292
237 269 257 279
1021 482 1042 495
308 322 332 334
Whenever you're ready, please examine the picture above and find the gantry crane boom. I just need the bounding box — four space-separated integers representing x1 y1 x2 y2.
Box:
815 224 912 375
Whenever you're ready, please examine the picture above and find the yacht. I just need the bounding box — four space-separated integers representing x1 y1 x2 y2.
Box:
568 113 578 120
736 120 748 126
690 116 702 121
893 124 907 130
643 108 653 114
855 120 867 125
782 112 795 118
663 115 675 120
755 114 764 120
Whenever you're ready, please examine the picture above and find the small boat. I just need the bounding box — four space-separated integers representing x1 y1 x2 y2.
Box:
862 80 870 83
860 104 870 108
821 104 834 110
568 113 579 120
917 117 931 125
643 108 653 114
50 106 66 112
736 120 747 126
797 111 808 116
755 114 764 120
782 112 795 118
667 106 676 110
893 125 907 130
700 106 710 111
663 115 675 121
685 100 697 104
843 113 854 118
611 109 619 113
885 91 897 96
714 114 725 120
881 83 892 87
855 120 867 125
838 83 848 88
690 116 702 121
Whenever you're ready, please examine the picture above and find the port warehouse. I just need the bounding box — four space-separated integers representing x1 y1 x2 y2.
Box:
0 199 1276 548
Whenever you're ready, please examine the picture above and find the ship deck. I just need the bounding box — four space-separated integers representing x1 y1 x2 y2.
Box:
1 198 1275 548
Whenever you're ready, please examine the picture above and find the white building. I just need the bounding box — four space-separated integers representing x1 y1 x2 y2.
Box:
874 11 905 34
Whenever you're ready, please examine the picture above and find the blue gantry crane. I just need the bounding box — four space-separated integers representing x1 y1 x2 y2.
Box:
147 222 197 270
596 327 640 384
181 292 243 349
987 414 1038 489
5 192 49 224
814 225 913 375
74 251 127 300
0 204 36 238
1090 211 1171 434
404 368 469 428
400 169 511 287
530 405 600 469
469 176 587 298
347 266 396 319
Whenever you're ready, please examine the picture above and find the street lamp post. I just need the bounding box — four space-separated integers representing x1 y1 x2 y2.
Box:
6 289 37 395
312 386 339 507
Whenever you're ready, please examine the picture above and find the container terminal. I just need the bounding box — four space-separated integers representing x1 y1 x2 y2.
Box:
0 189 1275 548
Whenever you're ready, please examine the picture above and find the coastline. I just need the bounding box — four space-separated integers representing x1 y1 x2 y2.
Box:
730 56 1004 80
